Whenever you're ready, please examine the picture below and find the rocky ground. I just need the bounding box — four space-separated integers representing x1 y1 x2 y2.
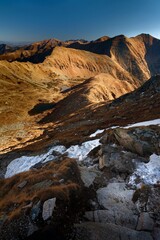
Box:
0 123 160 240
72 125 160 240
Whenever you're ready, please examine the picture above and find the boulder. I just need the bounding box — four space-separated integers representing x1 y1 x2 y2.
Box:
42 198 56 221
114 127 160 156
84 209 138 229
31 180 53 191
97 183 135 211
98 144 138 173
30 201 41 221
96 183 138 229
147 187 160 216
137 212 154 231
73 222 153 240
153 228 160 240
79 166 101 187
17 180 27 188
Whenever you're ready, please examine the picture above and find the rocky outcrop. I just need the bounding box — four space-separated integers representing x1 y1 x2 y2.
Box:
101 126 160 156
98 144 145 172
0 124 160 239
72 125 160 240
73 222 153 240
114 127 158 156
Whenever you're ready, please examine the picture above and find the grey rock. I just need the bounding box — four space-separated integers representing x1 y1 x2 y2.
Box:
96 183 138 230
74 222 153 240
84 209 138 229
97 183 135 211
17 180 27 188
27 220 39 237
59 179 64 183
89 200 99 210
32 179 53 191
30 201 41 221
42 198 56 221
79 166 101 187
98 144 137 173
137 212 154 231
114 127 160 156
147 188 160 216
153 228 160 240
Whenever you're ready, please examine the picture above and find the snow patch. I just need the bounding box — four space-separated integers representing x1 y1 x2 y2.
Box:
124 119 160 129
5 118 160 179
89 126 119 138
5 145 66 178
129 154 160 186
90 129 104 137
5 140 101 178
66 139 100 161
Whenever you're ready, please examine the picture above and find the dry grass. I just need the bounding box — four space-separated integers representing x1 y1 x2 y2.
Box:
0 45 140 153
0 158 82 221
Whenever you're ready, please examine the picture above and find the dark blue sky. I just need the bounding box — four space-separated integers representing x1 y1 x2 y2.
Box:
0 0 160 42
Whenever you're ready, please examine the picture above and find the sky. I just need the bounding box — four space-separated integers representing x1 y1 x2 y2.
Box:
0 0 160 42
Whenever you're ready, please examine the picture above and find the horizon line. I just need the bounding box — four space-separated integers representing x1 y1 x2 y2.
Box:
0 32 160 45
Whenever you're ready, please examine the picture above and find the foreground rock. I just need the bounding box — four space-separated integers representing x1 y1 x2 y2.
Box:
0 124 160 239
73 125 160 240
42 198 56 221
73 222 153 240
114 127 160 156
96 183 138 229
98 143 146 173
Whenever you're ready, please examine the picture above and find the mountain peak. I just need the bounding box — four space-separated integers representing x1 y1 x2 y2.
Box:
134 33 159 45
136 33 154 38
113 34 127 39
95 36 110 42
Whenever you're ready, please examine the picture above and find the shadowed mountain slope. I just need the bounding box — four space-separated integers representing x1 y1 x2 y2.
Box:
0 39 64 63
36 75 160 149
0 44 16 54
39 73 135 123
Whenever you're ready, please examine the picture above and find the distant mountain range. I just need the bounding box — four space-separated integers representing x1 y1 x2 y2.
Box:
0 33 160 80
0 33 160 152
0 40 33 46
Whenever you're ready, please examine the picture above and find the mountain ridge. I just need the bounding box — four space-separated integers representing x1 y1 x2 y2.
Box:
1 33 159 82
0 33 160 152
